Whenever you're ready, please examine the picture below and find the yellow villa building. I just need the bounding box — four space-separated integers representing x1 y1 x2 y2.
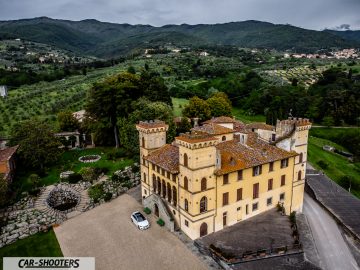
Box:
136 116 311 240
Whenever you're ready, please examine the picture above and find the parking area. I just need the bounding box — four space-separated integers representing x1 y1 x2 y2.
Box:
54 194 207 270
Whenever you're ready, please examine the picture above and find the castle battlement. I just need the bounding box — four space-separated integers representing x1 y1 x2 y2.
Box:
175 131 218 149
136 120 168 133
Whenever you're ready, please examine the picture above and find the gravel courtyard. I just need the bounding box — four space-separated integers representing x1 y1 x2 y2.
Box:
54 193 207 270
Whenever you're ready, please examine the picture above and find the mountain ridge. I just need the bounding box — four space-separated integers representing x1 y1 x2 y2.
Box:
0 17 358 58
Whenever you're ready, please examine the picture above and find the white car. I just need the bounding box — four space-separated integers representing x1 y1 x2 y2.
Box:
131 211 150 230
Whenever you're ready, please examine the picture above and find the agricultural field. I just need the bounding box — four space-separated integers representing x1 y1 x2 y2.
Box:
0 64 127 136
262 65 327 87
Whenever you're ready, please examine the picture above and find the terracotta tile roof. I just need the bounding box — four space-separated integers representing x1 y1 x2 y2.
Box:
176 131 218 143
233 120 247 132
246 122 274 131
215 134 297 175
0 145 18 162
204 116 237 124
145 144 179 173
136 120 167 129
192 123 234 135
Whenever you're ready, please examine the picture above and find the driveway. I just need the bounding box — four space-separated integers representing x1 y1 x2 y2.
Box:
303 193 359 270
54 194 207 270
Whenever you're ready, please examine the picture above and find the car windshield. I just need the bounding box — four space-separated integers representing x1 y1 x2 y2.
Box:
135 213 145 222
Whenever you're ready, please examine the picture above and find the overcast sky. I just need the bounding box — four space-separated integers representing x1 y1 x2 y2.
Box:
0 0 359 30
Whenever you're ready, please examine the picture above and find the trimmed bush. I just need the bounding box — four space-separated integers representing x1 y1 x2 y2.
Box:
317 160 328 169
88 184 104 203
29 188 41 197
157 218 165 226
144 207 151 214
104 192 112 202
289 211 296 224
67 173 82 184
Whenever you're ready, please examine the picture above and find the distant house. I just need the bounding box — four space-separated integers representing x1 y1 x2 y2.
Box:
54 131 82 149
0 86 8 98
72 110 86 123
0 145 18 183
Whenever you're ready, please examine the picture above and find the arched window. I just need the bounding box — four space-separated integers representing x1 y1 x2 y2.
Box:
298 170 302 181
184 177 188 191
162 180 166 198
142 137 145 148
200 222 208 237
201 178 207 191
152 174 156 193
222 136 226 141
172 187 177 207
167 183 172 203
184 153 188 167
299 153 303 163
143 173 147 183
157 177 161 195
184 199 189 212
200 196 207 213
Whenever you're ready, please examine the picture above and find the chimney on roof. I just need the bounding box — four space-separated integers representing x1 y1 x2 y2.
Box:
193 118 199 127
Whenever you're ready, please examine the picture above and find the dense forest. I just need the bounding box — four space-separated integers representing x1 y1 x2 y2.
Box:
172 68 360 126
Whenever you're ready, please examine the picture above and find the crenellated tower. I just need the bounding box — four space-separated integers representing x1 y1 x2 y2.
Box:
136 120 169 199
275 117 312 212
175 131 218 239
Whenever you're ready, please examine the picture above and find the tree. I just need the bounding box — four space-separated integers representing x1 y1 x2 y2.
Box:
9 119 62 171
140 71 172 105
57 111 79 131
85 73 142 148
322 116 334 127
127 66 136 74
28 174 40 188
183 96 211 120
118 98 176 153
177 117 192 134
206 92 232 117
0 175 7 207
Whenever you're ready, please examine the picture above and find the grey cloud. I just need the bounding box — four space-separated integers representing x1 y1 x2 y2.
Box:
0 0 359 30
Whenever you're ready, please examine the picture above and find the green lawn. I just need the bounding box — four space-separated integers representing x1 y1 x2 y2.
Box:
308 136 360 198
172 97 189 117
0 229 63 270
232 107 266 123
12 147 134 195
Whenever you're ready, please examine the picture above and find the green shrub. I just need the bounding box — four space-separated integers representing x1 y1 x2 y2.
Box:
88 184 104 203
157 218 165 226
104 192 112 202
289 211 296 224
67 173 82 184
122 181 133 189
317 160 328 169
144 207 151 214
106 149 127 160
28 188 41 197
79 167 98 182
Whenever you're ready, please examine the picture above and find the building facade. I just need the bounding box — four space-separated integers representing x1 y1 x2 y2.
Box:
136 117 311 240
0 145 18 183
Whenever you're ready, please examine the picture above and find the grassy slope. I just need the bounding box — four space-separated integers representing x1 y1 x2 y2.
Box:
307 136 360 198
172 97 189 117
0 230 63 270
13 147 133 194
